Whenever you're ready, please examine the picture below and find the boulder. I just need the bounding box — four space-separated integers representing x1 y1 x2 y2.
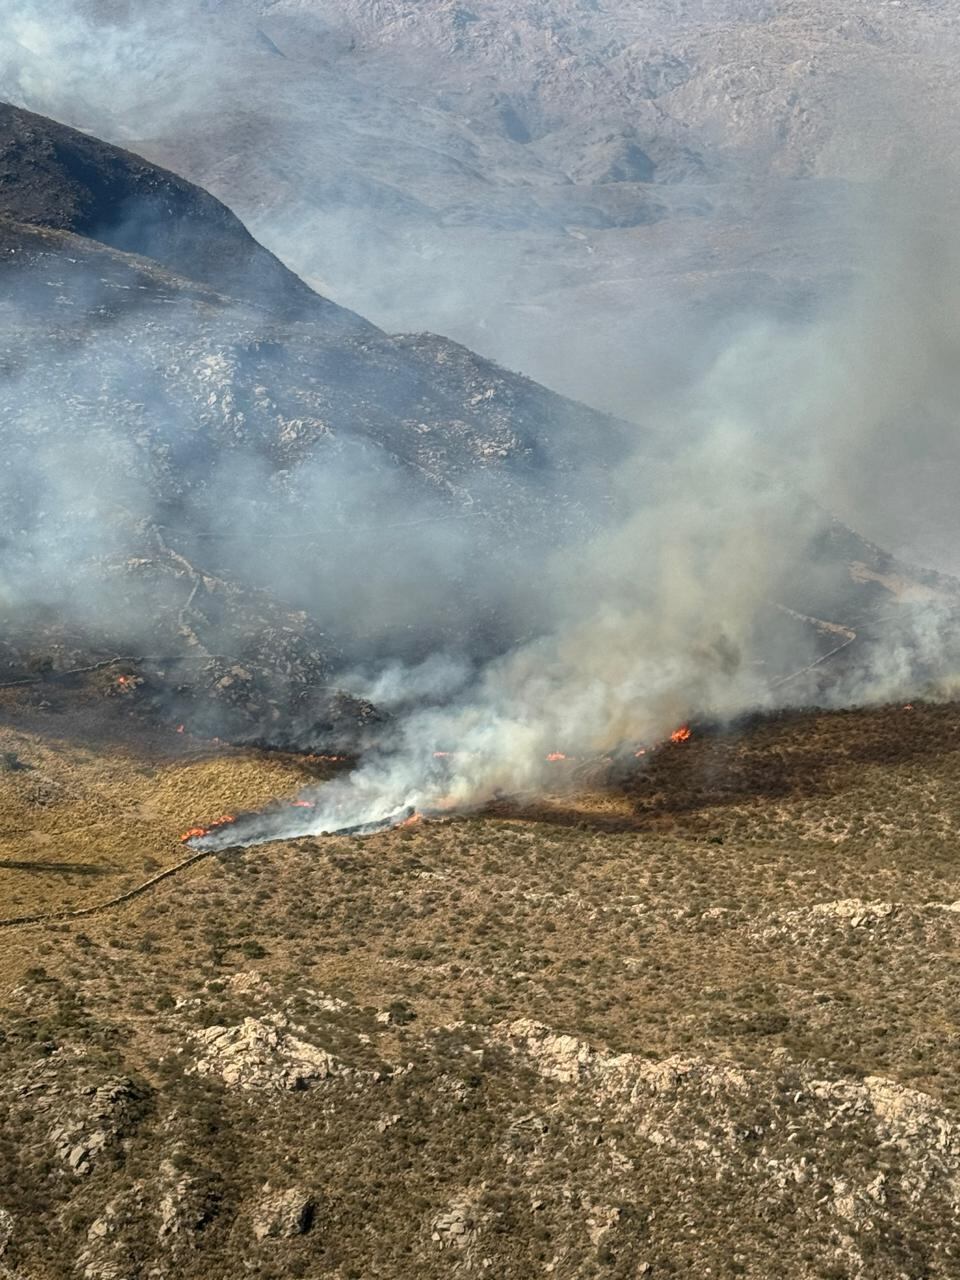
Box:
252 1186 314 1241
190 1016 342 1091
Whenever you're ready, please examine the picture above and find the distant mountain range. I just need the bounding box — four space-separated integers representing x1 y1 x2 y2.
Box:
4 2 958 569
4 0 950 416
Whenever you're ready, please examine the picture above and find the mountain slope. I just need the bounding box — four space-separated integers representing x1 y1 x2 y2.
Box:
0 101 953 749
0 101 365 324
5 0 948 438
0 103 644 740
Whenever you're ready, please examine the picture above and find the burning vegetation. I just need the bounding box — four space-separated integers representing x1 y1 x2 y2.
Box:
178 726 696 851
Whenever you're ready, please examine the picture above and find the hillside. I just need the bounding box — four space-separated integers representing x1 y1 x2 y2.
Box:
0 102 360 322
0 103 653 742
2 101 949 750
0 36 957 1280
0 691 958 1277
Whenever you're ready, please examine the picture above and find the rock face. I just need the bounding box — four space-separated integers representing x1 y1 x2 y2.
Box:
251 1186 315 1241
190 1016 344 1090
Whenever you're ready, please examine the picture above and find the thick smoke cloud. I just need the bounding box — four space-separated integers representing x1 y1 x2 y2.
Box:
2 2 960 842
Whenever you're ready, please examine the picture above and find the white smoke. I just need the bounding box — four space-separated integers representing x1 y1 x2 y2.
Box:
4 2 960 847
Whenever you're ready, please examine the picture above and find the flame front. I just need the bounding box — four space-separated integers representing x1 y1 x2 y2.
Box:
178 720 697 852
180 814 236 843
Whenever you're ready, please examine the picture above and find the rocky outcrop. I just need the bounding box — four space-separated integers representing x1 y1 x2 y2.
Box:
757 896 960 945
45 1077 148 1177
501 1018 751 1100
496 1016 960 1238
251 1186 315 1241
189 1016 344 1091
431 1194 488 1251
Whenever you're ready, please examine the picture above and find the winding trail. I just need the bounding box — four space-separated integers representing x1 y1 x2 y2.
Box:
0 847 218 930
770 606 859 691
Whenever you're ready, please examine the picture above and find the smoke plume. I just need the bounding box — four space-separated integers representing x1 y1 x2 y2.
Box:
3 2 960 846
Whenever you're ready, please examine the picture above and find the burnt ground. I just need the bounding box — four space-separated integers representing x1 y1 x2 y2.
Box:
0 693 958 1277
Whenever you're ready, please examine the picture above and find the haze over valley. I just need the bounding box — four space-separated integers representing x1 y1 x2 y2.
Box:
0 6 958 1279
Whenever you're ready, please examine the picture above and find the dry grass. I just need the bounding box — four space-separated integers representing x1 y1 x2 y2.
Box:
0 693 956 1083
1 690 960 1277
0 685 340 921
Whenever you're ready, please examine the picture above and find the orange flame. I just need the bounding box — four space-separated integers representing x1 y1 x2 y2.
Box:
670 725 692 743
180 814 236 843
546 752 569 762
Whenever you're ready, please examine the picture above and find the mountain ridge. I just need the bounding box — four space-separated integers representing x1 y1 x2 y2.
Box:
0 101 368 326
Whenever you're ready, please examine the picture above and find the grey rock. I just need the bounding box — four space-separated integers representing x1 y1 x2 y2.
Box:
190 1016 344 1091
251 1187 314 1241
0 1209 14 1257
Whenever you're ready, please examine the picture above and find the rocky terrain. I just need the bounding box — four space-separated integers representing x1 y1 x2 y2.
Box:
0 35 958 1277
0 102 649 742
0 100 949 750
6 1 958 415
0 695 958 1276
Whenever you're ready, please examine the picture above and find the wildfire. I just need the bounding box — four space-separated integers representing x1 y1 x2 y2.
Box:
632 725 692 756
546 752 571 762
399 811 423 829
291 800 315 809
180 814 236 843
